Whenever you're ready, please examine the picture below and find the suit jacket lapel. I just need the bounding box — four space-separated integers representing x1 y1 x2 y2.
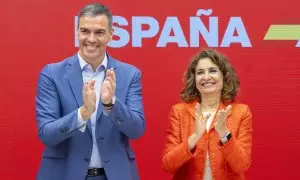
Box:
66 55 83 107
187 100 198 120
65 54 92 136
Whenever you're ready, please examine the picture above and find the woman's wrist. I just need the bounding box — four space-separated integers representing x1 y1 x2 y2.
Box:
188 133 199 150
217 128 229 138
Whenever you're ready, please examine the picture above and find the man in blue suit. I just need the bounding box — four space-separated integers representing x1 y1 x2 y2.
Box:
36 3 145 180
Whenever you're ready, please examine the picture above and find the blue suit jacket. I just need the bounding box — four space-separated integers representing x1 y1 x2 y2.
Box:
36 54 145 180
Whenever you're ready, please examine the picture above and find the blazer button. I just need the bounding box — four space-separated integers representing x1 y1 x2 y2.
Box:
64 127 70 132
60 128 65 133
97 137 105 141
104 160 110 163
211 153 216 158
115 119 121 125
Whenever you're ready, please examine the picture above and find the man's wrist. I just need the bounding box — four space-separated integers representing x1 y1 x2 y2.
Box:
102 96 116 108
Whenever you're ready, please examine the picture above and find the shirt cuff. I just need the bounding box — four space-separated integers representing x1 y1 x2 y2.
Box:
103 108 112 116
77 108 87 132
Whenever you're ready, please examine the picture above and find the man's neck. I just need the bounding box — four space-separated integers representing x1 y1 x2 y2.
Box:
89 59 103 72
80 53 105 72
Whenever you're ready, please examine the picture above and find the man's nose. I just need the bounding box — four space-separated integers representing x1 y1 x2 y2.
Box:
87 33 96 43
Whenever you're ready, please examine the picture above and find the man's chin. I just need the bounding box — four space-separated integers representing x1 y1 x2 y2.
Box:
82 52 102 61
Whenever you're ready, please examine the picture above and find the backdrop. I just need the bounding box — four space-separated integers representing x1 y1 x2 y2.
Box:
1 0 300 179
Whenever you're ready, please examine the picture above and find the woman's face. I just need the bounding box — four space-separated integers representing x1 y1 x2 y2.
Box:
195 58 223 97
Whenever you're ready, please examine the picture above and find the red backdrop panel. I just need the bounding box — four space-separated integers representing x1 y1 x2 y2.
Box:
1 0 300 179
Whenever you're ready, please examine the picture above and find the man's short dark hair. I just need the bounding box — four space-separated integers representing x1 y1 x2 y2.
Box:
78 3 113 29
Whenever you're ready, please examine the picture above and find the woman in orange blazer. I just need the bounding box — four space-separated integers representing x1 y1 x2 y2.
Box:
162 49 252 180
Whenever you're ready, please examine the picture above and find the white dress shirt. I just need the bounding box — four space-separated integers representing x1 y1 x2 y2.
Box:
77 52 108 168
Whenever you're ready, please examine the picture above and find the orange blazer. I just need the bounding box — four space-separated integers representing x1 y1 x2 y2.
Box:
162 100 252 180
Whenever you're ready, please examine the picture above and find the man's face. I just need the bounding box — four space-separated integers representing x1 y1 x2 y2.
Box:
77 15 113 63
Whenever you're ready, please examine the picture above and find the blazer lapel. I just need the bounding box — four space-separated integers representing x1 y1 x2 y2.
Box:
65 54 92 136
187 100 198 119
65 55 83 107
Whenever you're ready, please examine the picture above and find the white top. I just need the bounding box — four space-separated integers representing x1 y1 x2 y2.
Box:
202 112 216 180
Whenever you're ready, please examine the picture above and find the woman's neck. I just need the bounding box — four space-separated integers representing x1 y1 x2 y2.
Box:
201 94 221 112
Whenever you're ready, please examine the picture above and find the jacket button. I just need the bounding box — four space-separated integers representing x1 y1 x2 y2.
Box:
97 137 105 141
115 119 121 125
60 128 65 133
64 127 70 132
211 153 216 158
